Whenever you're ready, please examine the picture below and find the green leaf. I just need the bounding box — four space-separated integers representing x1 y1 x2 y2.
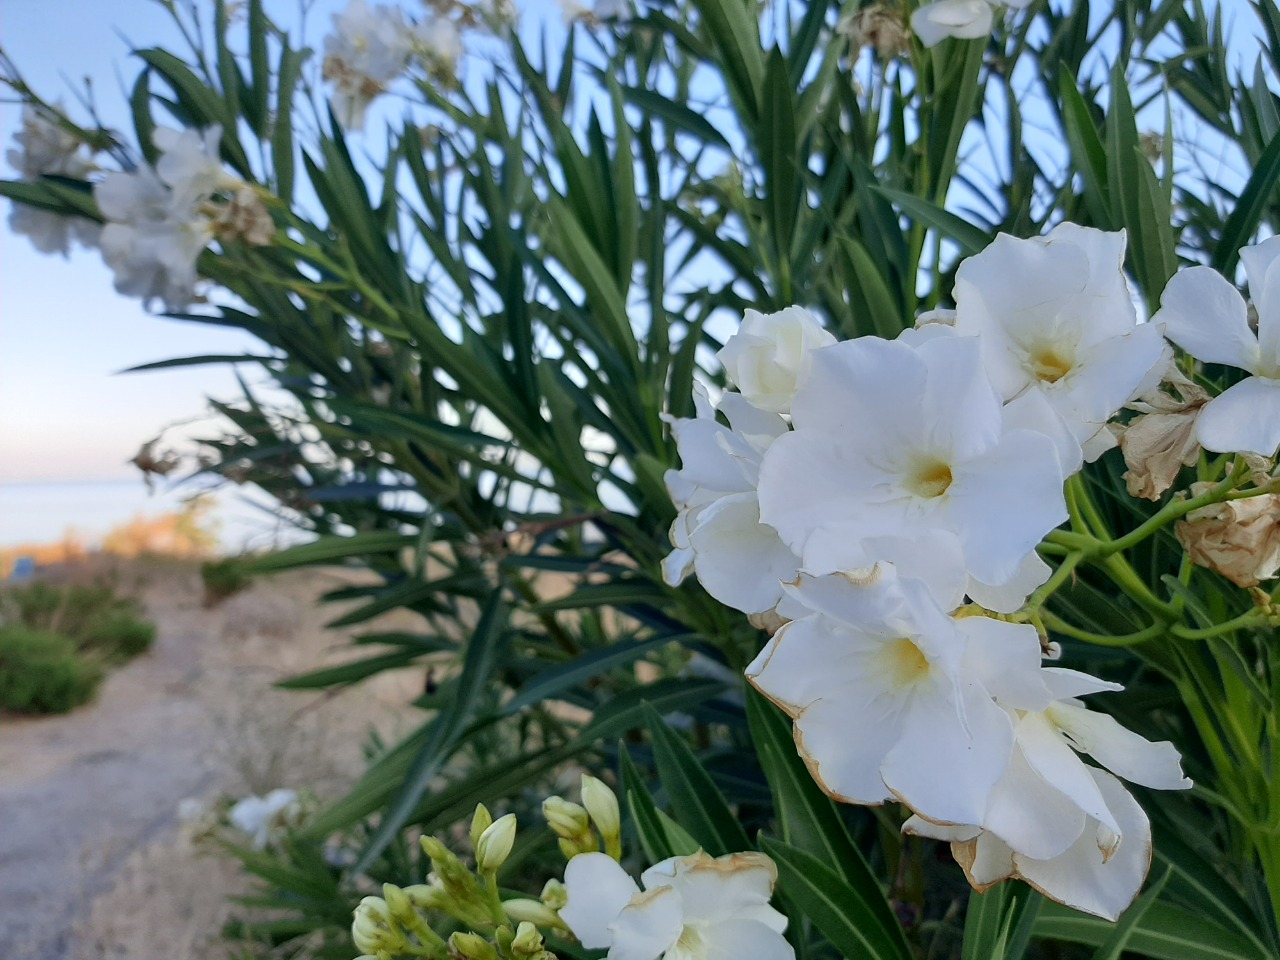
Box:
762 50 800 273
275 648 426 689
1211 130 1280 275
620 743 700 862
694 0 764 124
1033 899 1269 960
643 702 751 856
761 838 913 960
353 591 509 872
242 531 414 572
874 186 993 256
504 635 680 713
963 885 1040 960
1059 68 1112 228
620 85 730 149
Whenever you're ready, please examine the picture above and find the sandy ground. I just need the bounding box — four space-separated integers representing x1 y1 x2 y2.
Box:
0 559 424 960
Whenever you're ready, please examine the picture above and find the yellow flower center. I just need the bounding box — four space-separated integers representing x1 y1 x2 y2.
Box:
908 461 953 499
884 637 931 686
1030 347 1073 384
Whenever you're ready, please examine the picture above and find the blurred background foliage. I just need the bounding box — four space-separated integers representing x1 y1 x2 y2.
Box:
4 0 1280 957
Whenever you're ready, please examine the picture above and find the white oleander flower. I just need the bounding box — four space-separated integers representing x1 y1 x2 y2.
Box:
96 164 213 310
716 306 836 415
7 103 100 255
756 333 1066 604
229 788 300 849
663 383 800 616
952 224 1167 465
905 768 1152 921
1154 237 1280 456
910 0 1033 47
154 125 237 203
414 16 463 74
747 567 1021 827
560 850 793 960
322 0 412 129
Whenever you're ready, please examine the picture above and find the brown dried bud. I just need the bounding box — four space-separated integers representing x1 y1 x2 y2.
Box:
1119 368 1209 500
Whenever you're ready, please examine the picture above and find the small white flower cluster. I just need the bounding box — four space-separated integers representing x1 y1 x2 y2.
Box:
6 104 100 255
664 224 1202 920
910 0 1032 47
92 125 266 311
321 0 514 131
228 787 301 849
560 850 793 960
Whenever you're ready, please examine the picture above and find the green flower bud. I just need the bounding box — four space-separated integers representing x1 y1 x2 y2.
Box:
352 896 396 954
502 898 561 928
542 796 590 840
448 931 499 960
510 921 546 958
382 883 415 926
469 802 494 854
404 882 450 912
539 878 568 910
476 813 517 874
580 775 621 858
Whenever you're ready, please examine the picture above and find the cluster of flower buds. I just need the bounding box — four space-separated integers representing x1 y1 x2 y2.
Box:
350 803 568 960
664 224 1280 919
542 773 622 860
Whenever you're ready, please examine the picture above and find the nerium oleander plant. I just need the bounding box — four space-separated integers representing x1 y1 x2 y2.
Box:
4 0 1280 958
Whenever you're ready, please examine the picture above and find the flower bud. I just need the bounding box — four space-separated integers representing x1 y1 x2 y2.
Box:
579 775 621 858
539 878 568 910
352 896 396 954
502 898 561 927
510 921 552 959
542 796 593 850
382 883 415 926
469 803 494 854
476 813 517 874
448 931 499 960
404 883 450 911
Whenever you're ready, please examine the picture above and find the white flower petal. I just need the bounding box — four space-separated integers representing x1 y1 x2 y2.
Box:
1014 769 1152 921
1001 389 1083 478
561 852 640 949
1156 266 1260 373
983 745 1088 861
688 493 798 615
910 0 992 46
608 885 684 960
956 615 1051 710
1015 712 1120 840
1047 701 1191 790
1195 375 1280 455
665 851 777 924
965 549 1051 615
1041 667 1123 701
701 919 794 960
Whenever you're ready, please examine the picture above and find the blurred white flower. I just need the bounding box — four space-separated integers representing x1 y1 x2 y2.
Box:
716 306 836 415
1154 236 1280 455
747 567 1021 826
6 103 100 255
413 16 463 74
322 0 412 129
910 0 1032 47
229 788 300 849
154 125 236 202
952 225 1167 465
663 383 800 616
757 333 1066 603
560 850 792 960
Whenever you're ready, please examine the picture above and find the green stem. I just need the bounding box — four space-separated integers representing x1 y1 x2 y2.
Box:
1039 612 1167 647
1170 608 1272 641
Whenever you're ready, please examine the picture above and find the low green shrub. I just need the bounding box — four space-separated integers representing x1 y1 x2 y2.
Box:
82 608 156 660
200 557 253 607
0 625 102 714
2 580 155 662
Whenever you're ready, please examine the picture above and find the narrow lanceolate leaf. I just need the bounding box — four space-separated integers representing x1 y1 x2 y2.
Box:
962 884 1040 960
504 635 679 713
353 591 510 873
1211 130 1280 275
761 838 914 960
643 702 751 856
243 530 415 571
1033 899 1271 960
620 744 700 863
874 186 993 256
746 690 911 958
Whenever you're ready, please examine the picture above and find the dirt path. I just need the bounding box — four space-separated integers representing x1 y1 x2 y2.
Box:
0 560 421 960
